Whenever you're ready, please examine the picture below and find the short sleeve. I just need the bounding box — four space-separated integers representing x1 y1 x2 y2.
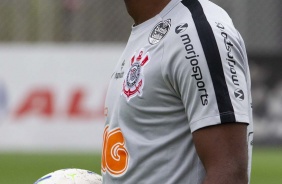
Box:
162 21 251 132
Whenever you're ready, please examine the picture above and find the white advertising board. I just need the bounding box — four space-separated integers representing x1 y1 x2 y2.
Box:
0 44 124 152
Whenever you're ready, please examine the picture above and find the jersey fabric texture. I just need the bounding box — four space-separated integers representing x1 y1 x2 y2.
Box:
102 0 253 183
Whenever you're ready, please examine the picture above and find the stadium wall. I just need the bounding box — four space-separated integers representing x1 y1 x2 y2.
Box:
0 44 124 152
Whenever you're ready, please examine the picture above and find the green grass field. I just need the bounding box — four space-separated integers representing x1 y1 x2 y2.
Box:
0 148 281 184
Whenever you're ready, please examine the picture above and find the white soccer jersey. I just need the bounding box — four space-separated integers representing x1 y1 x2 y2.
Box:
102 0 253 183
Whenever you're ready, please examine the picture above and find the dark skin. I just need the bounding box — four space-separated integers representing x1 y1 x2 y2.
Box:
193 123 248 184
124 0 249 183
124 0 171 25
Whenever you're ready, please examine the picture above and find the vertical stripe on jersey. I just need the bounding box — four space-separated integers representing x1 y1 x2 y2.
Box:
182 0 236 123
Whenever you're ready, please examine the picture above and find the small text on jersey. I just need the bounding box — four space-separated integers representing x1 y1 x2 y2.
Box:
176 25 209 106
216 22 244 101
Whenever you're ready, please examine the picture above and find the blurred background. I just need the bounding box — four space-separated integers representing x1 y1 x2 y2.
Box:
0 0 281 183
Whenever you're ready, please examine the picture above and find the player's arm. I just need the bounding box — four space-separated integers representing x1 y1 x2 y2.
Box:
162 12 251 183
192 123 248 184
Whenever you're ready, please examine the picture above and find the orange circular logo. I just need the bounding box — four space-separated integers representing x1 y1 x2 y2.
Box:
102 126 129 176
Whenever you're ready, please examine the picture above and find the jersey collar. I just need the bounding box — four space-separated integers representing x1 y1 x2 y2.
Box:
131 0 181 35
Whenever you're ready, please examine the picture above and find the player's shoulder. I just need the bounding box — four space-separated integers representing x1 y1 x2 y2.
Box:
200 0 232 20
175 0 242 48
160 0 236 44
160 3 199 51
159 0 244 58
199 0 239 38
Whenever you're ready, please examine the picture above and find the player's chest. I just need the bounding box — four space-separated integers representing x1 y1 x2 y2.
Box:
107 44 165 105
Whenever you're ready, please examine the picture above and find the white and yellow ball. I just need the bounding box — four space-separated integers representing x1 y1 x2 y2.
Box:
34 168 102 184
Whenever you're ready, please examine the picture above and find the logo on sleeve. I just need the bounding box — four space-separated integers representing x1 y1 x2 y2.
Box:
175 23 188 34
122 49 150 101
149 19 171 45
234 88 245 101
177 30 209 106
216 22 240 87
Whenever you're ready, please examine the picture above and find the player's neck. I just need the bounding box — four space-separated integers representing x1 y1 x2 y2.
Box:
124 0 171 26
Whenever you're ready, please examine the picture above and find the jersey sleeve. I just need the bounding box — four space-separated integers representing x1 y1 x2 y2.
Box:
162 21 251 133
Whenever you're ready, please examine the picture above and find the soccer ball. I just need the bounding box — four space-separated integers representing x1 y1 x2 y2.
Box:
34 168 102 184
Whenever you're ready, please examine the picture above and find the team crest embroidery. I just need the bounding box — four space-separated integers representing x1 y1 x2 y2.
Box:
149 19 171 45
122 49 150 101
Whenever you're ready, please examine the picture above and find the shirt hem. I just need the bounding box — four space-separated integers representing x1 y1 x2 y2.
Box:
190 113 250 132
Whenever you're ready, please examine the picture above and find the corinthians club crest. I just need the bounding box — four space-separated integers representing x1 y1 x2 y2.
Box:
122 49 150 101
